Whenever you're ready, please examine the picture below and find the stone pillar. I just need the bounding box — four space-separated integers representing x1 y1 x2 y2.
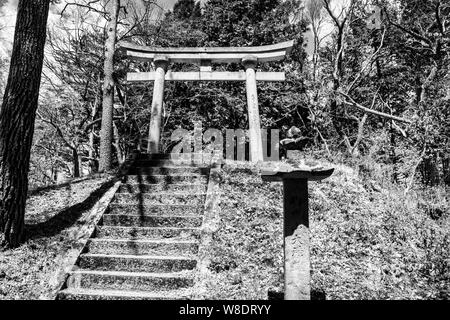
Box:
242 55 264 162
262 166 334 301
148 56 169 154
283 179 310 300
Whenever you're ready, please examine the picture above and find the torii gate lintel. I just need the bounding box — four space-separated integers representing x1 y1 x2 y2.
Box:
120 40 294 162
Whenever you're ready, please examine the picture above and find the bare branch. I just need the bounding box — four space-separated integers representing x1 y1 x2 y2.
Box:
347 28 387 93
36 111 78 151
384 8 434 49
61 1 108 17
338 91 412 124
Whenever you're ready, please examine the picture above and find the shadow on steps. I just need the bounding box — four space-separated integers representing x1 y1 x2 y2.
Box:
25 178 118 241
28 173 113 197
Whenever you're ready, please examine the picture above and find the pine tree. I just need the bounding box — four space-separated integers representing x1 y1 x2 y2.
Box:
173 0 201 20
99 0 120 172
0 0 51 248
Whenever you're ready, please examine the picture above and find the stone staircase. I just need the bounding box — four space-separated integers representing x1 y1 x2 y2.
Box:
56 153 211 300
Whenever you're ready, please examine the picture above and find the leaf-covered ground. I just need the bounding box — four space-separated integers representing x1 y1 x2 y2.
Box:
0 175 114 300
0 159 448 300
204 160 449 300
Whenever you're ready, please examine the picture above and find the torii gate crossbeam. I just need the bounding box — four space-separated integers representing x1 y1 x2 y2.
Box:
119 40 294 162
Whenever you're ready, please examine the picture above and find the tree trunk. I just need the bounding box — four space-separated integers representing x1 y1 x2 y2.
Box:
329 23 347 141
89 78 101 174
421 156 439 186
99 0 120 172
0 0 50 248
89 130 96 173
72 149 80 178
443 156 450 186
389 125 399 184
113 121 124 165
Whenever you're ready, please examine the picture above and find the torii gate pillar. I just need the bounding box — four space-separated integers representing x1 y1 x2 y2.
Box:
242 55 264 162
148 56 169 153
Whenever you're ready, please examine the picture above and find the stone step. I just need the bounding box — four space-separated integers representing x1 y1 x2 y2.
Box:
122 175 208 185
102 214 203 228
117 183 206 194
95 226 201 241
86 238 199 256
57 288 190 300
127 167 210 175
66 270 194 292
112 193 206 206
136 153 205 161
136 153 172 160
78 253 197 273
133 158 213 167
106 204 202 216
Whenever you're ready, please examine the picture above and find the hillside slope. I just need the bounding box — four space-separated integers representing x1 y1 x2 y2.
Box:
0 175 114 299
203 159 449 300
0 159 447 300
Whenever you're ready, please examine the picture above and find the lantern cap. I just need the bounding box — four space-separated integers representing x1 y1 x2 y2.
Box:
261 161 334 182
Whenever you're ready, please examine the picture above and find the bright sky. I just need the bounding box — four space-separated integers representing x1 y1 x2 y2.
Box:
302 0 352 57
0 0 351 58
0 0 183 56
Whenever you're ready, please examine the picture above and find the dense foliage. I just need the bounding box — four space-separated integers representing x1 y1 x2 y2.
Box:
205 160 448 299
0 0 447 297
130 0 306 156
0 0 448 189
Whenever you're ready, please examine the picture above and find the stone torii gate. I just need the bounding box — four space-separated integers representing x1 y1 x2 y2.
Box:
119 40 294 162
